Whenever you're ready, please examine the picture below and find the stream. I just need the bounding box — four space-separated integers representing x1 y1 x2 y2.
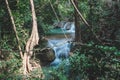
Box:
46 22 75 66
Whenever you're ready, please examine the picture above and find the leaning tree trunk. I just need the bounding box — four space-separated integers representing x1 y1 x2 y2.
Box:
22 0 44 78
5 0 23 59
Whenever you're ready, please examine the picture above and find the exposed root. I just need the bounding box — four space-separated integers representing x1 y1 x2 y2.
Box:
21 0 44 78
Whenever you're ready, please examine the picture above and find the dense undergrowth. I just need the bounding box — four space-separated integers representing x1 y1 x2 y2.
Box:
69 43 120 80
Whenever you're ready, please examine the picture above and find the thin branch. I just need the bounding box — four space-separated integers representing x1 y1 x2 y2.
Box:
49 0 60 22
5 0 23 59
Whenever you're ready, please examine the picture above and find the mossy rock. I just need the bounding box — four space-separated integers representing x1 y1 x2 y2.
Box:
36 48 55 66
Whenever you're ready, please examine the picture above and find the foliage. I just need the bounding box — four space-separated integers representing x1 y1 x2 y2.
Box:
69 43 120 80
0 0 120 79
69 52 89 79
0 50 22 79
57 0 74 20
43 66 68 80
79 0 89 19
13 0 31 49
0 37 22 79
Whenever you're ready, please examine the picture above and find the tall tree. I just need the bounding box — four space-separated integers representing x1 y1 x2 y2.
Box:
74 0 81 42
22 0 44 78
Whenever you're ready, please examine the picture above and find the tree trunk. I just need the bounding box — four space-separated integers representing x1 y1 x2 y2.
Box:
0 26 2 39
74 0 81 42
22 0 44 78
71 0 102 43
5 0 23 59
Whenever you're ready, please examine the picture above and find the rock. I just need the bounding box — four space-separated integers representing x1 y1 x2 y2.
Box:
36 48 55 66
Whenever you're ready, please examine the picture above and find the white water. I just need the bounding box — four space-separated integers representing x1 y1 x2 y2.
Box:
67 22 75 33
47 22 75 66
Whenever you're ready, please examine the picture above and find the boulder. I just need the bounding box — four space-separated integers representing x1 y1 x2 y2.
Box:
36 48 55 66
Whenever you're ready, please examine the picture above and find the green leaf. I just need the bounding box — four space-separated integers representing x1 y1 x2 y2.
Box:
114 51 120 56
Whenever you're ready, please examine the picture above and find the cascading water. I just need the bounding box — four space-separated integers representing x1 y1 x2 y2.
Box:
48 39 71 66
62 22 75 33
67 22 75 33
47 21 75 66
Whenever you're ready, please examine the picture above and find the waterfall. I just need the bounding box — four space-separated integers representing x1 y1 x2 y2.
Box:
62 22 69 30
48 39 71 66
47 21 75 66
62 22 75 33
